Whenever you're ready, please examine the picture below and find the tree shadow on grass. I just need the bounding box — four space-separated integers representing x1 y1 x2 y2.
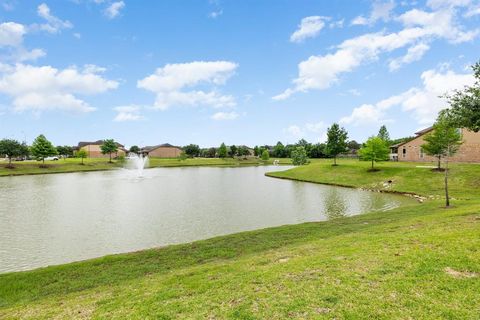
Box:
0 201 462 308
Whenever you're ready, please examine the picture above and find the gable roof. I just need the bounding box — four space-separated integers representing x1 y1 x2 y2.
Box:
77 140 125 148
414 126 434 136
392 126 434 148
141 143 182 152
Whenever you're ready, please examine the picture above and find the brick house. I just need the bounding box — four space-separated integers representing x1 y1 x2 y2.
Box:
76 140 127 158
141 144 182 158
390 127 480 163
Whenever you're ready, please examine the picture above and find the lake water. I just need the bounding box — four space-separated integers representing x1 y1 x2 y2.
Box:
0 166 413 273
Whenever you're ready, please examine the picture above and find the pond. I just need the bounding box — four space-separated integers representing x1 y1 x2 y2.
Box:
0 166 413 273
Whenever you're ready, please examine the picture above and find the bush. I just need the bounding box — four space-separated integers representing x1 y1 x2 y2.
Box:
291 146 309 165
261 149 270 161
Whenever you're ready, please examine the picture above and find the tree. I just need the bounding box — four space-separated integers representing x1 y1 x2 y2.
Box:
0 139 24 167
253 146 260 157
358 137 390 170
184 144 200 157
218 143 228 158
56 145 73 158
309 143 326 158
205 147 216 158
100 139 118 163
377 125 391 143
261 149 270 161
229 145 237 157
129 145 140 154
421 117 462 207
273 141 286 158
31 134 57 165
441 60 480 132
77 149 88 165
325 123 348 165
347 140 361 154
291 146 308 165
237 146 250 158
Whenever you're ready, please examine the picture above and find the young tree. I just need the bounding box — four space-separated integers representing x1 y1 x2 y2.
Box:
100 139 118 163
77 149 88 165
358 137 390 170
218 143 228 158
325 123 348 165
129 145 140 154
229 145 237 157
261 149 270 161
421 118 462 207
291 146 308 165
441 60 480 132
184 144 200 157
377 125 391 143
0 139 24 168
31 134 57 165
253 146 260 157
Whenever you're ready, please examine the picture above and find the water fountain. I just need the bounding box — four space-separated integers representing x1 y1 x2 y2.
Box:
126 152 149 177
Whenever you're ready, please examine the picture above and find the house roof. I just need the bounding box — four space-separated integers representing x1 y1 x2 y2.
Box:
77 140 125 148
141 143 181 152
414 126 434 136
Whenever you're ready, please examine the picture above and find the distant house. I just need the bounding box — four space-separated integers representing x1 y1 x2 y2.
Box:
390 127 480 163
76 140 127 158
141 144 182 158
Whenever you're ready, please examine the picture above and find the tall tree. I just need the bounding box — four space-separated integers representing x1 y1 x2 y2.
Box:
229 145 237 157
421 117 462 207
377 125 391 143
31 134 57 165
183 144 200 157
0 139 24 167
100 139 118 163
441 60 480 132
218 143 228 158
358 137 390 170
325 123 348 165
273 141 286 158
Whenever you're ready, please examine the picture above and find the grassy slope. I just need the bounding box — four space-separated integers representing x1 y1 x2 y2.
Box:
0 157 291 176
0 160 479 319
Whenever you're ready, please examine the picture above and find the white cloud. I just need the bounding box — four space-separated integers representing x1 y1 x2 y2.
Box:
340 67 475 126
209 10 223 18
389 42 430 71
113 105 145 122
73 32 81 39
0 22 25 47
275 5 478 100
329 19 344 29
211 111 239 120
35 3 73 34
138 61 238 110
104 1 125 19
351 0 396 25
285 121 326 140
290 16 327 43
0 64 118 113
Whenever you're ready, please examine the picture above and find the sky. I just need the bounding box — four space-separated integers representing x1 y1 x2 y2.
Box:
0 0 479 148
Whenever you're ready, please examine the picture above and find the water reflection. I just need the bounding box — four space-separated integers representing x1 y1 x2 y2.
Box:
0 166 414 273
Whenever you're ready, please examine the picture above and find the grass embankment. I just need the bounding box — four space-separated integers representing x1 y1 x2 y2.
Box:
1 160 479 319
0 157 291 177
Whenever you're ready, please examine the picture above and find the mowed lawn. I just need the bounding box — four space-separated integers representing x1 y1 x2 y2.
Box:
0 159 479 319
0 157 291 176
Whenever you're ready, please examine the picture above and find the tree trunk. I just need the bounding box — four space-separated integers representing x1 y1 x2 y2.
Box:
8 156 12 166
334 156 337 165
109 153 112 163
371 158 374 169
437 156 441 170
445 155 450 207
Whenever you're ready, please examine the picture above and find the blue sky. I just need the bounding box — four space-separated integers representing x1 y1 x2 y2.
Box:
0 0 479 148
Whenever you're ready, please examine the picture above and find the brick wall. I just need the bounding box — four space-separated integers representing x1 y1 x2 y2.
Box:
148 147 182 158
398 129 480 163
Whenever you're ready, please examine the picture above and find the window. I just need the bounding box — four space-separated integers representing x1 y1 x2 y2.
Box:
402 147 406 158
420 148 424 158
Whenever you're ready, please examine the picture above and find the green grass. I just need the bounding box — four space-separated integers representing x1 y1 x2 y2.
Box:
0 157 292 176
1 159 479 319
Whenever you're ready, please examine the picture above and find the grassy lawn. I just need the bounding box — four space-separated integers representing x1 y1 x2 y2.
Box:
0 159 479 319
0 157 292 177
